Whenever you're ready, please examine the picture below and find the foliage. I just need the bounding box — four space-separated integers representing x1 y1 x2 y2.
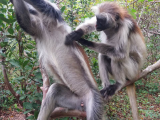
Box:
0 0 159 120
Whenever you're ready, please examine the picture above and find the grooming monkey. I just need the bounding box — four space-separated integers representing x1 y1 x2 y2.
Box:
65 2 147 120
11 0 104 120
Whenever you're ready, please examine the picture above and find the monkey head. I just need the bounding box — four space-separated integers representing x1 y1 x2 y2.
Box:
92 2 124 31
96 13 117 31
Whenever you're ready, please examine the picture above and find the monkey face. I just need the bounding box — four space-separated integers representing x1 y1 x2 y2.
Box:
96 13 116 31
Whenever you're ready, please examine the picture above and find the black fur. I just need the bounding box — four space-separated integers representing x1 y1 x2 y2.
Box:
100 82 120 98
29 9 38 15
15 13 36 36
77 38 95 47
27 0 64 22
65 29 84 46
10 0 13 4
96 14 107 31
102 55 112 75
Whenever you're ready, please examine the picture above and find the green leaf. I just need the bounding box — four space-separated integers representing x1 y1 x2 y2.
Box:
6 35 16 38
24 110 32 114
61 6 66 13
26 44 34 49
138 0 145 2
13 76 25 81
32 103 40 109
0 52 6 57
9 59 21 67
109 80 116 84
0 14 10 23
11 46 16 51
34 72 42 79
23 60 29 68
148 0 153 1
8 28 14 34
0 19 2 24
0 0 7 5
14 104 18 108
26 115 34 119
131 9 136 13
23 102 33 110
20 95 26 100
8 9 14 12
128 8 137 19
0 42 8 47
34 110 39 119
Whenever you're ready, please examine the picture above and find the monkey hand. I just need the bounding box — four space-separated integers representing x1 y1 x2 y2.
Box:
65 29 84 46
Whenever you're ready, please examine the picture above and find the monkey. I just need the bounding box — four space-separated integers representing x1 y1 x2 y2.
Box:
65 2 147 120
11 0 104 120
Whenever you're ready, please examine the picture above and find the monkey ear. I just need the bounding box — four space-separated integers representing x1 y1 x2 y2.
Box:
115 13 120 21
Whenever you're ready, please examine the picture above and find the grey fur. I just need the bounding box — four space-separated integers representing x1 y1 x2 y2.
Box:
12 0 104 120
67 2 147 96
65 3 147 120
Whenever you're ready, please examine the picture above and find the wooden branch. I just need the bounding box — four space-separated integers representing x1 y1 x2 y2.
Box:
124 59 160 87
0 46 23 106
50 107 86 119
48 59 160 119
39 61 86 119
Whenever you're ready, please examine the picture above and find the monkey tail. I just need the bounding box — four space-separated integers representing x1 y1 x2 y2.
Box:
86 89 104 120
126 83 139 120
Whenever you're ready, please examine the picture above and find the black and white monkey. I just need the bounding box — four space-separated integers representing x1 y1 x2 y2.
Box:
11 0 104 120
65 2 147 120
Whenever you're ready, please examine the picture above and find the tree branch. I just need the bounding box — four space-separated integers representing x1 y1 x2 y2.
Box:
124 59 160 87
0 46 23 106
47 59 160 119
50 107 86 119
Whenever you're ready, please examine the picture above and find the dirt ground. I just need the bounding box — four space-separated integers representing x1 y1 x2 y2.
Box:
0 109 25 120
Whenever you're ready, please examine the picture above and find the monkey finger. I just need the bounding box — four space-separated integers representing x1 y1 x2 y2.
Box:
65 32 81 46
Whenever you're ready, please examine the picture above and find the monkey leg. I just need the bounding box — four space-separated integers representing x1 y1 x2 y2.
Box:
100 60 125 100
37 83 83 120
99 54 115 100
98 54 112 88
37 83 104 120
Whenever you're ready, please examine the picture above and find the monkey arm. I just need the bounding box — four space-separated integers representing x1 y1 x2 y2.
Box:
65 16 97 45
77 38 126 59
23 0 64 22
12 0 39 36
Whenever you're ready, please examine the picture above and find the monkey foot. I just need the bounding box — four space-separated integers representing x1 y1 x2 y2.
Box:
100 84 118 101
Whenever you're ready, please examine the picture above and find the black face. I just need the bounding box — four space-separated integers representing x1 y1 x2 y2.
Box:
96 14 108 31
96 13 117 31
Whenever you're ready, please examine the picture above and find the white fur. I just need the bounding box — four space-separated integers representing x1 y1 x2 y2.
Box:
86 91 93 119
76 16 97 34
91 6 100 15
